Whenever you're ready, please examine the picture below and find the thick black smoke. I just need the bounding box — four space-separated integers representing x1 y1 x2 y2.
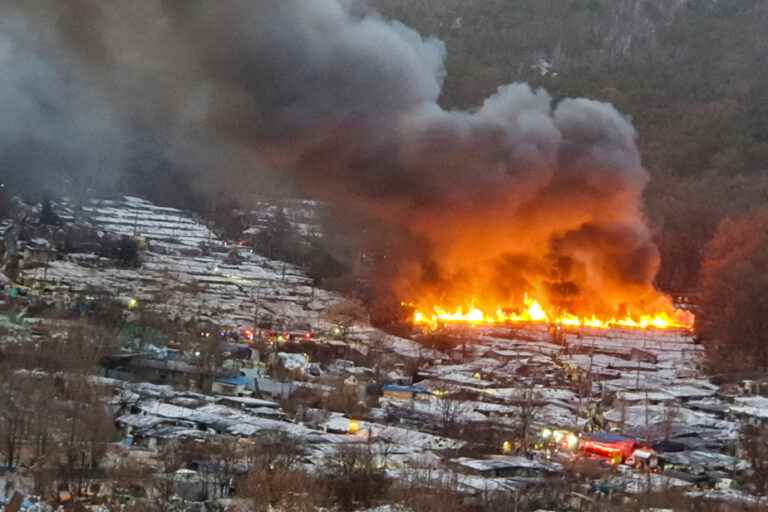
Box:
0 0 666 314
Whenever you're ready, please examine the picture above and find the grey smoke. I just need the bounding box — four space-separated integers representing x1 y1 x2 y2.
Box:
0 0 660 312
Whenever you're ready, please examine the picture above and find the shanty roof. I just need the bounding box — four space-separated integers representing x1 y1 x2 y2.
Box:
729 396 768 419
215 395 279 408
661 451 750 471
582 432 634 444
141 425 213 440
453 455 562 474
382 384 429 394
215 372 251 386
116 413 170 430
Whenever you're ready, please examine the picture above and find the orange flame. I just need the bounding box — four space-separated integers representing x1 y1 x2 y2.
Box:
409 294 693 331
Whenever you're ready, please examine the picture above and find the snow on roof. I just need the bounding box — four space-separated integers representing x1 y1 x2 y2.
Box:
602 372 690 393
481 387 576 403
466 401 518 415
561 353 656 371
20 196 346 329
424 359 505 377
376 332 444 359
381 396 488 424
685 397 730 413
138 401 196 420
662 451 750 471
606 471 693 495
277 352 308 371
616 390 677 402
215 395 279 408
533 404 587 429
128 382 178 399
452 455 562 474
319 415 464 451
686 488 762 506
432 372 495 388
730 396 768 419
387 467 524 494
116 413 170 430
360 506 413 512
491 349 541 358
256 377 297 398
603 403 737 440
142 426 213 440
320 415 356 434
662 384 717 399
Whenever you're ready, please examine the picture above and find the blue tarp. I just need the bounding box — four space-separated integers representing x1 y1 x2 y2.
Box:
582 432 632 444
382 384 429 394
215 373 252 387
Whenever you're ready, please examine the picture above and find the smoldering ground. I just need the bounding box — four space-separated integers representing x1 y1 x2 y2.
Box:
0 1 663 313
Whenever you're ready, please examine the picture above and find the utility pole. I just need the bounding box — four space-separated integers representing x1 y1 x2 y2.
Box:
42 247 50 284
253 285 261 342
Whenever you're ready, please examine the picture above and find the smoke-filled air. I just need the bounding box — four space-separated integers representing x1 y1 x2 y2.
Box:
0 0 692 328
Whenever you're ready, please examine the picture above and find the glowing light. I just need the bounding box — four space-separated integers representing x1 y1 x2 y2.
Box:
502 441 512 454
410 293 693 332
541 428 552 440
348 420 361 434
127 298 139 310
566 433 579 450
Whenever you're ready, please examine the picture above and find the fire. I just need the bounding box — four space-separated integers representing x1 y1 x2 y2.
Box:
409 294 693 331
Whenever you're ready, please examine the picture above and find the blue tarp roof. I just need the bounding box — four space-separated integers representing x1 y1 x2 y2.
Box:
382 384 429 394
583 432 633 444
215 373 252 386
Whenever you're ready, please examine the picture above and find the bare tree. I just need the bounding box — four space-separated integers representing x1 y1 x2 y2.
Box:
0 322 117 498
244 431 304 473
323 300 369 339
326 443 389 511
54 374 116 497
240 432 320 512
0 368 30 469
511 388 545 456
392 468 468 512
741 423 768 496
697 209 768 372
437 386 463 433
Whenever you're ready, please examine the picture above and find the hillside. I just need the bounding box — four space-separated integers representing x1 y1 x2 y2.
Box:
373 0 768 178
11 196 342 329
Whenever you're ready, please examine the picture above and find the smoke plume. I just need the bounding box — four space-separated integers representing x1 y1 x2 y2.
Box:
0 0 668 316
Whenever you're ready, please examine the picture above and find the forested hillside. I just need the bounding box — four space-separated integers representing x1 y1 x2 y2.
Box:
373 0 768 292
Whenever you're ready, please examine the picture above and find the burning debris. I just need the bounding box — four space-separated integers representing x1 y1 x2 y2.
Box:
407 294 693 332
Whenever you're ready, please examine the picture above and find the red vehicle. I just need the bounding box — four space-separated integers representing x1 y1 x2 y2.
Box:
579 433 638 463
287 323 314 342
